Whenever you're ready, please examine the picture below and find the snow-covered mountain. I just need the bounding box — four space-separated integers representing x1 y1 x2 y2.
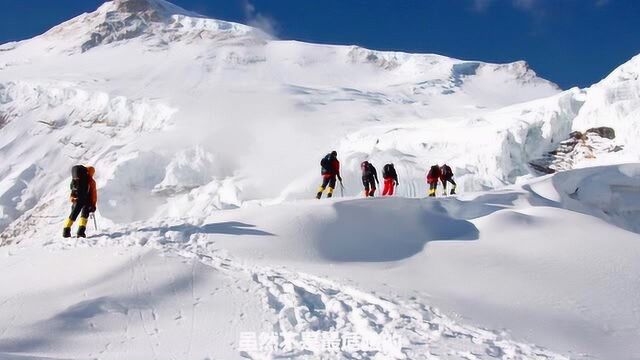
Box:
0 0 561 232
1 0 639 359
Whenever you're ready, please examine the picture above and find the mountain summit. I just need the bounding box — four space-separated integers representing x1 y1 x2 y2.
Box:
0 1 639 359
112 0 190 15
40 0 263 52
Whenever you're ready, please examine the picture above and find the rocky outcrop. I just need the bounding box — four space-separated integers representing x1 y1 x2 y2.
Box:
585 126 616 140
115 0 161 13
529 127 623 174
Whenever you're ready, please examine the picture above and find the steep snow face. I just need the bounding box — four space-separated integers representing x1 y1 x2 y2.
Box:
327 53 640 197
529 127 624 174
572 54 640 161
0 0 562 231
317 89 585 198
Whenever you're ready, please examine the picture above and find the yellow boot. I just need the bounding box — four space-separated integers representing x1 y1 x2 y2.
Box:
327 187 335 198
62 218 73 238
77 217 88 238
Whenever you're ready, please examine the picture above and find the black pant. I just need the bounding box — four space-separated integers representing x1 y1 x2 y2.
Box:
69 202 92 222
441 177 456 190
362 177 376 196
321 175 337 189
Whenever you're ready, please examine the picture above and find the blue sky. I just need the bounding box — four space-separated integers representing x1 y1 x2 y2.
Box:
1 0 638 89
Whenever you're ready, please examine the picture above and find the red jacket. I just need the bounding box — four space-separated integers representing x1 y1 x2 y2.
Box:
426 166 441 184
88 176 97 207
324 158 340 178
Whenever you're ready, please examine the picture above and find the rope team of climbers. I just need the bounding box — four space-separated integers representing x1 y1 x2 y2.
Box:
316 151 457 199
62 152 457 238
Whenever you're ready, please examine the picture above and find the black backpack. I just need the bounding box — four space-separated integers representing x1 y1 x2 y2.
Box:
320 154 332 174
70 165 89 200
441 165 452 178
361 161 374 177
383 163 395 178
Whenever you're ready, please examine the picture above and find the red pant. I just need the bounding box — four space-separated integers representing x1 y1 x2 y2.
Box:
382 178 395 196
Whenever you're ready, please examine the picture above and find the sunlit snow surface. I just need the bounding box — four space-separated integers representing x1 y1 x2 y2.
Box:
1 1 639 359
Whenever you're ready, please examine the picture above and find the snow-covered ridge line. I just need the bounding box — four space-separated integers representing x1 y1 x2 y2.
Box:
333 89 585 195
19 0 553 93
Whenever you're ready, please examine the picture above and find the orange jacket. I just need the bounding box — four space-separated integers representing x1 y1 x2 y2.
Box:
70 176 97 207
88 176 97 207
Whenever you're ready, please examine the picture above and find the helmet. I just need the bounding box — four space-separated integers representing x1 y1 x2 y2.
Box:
86 166 95 177
331 150 337 157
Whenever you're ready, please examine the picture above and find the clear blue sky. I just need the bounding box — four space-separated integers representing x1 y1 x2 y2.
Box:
1 0 638 89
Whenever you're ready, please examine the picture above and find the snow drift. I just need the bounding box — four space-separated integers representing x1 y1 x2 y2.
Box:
1 0 640 359
2 164 639 359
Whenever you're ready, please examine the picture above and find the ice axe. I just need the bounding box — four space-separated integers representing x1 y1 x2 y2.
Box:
91 213 99 231
339 181 345 197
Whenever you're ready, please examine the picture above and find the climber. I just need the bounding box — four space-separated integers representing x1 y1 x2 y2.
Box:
317 151 342 199
63 165 97 238
426 164 441 197
440 163 457 195
382 163 399 196
361 161 379 197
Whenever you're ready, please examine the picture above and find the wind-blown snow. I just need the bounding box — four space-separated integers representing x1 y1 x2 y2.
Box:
1 0 639 359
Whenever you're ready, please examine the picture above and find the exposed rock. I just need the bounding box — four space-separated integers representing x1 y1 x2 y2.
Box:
115 0 157 13
529 127 622 174
586 126 616 140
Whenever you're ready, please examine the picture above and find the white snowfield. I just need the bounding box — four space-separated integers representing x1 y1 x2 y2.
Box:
1 165 639 360
1 0 639 359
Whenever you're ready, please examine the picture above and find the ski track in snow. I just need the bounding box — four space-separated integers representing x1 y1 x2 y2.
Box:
39 230 569 360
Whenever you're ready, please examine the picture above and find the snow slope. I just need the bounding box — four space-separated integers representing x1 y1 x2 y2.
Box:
0 0 562 233
2 164 639 359
572 54 640 161
1 0 640 359
330 51 640 198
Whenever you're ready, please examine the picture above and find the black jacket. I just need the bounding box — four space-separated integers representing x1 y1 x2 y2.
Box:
361 162 379 183
383 164 398 182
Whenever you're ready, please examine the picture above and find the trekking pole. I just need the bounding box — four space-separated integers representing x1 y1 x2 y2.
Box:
340 182 345 197
91 213 99 231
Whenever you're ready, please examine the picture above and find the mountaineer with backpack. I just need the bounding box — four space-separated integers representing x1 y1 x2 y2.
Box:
382 163 399 196
63 165 97 238
317 151 343 199
360 161 379 197
426 164 441 197
440 163 457 195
